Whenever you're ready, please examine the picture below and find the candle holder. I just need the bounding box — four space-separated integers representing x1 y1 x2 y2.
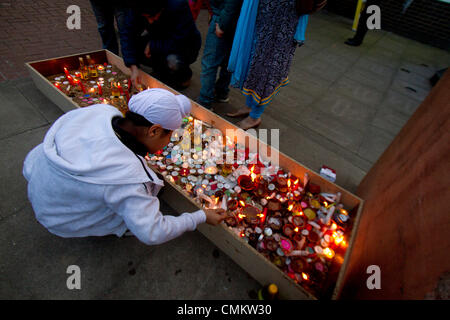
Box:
267 199 281 211
293 216 305 228
276 176 288 193
227 199 239 211
242 205 260 225
307 230 320 244
265 238 278 252
283 223 295 238
237 175 255 191
290 258 307 273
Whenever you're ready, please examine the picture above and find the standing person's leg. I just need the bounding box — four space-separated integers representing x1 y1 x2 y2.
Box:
214 41 233 102
199 16 229 109
89 0 119 55
114 6 137 67
236 96 264 129
345 0 377 46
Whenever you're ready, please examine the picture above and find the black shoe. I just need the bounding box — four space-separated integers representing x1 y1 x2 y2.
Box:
345 38 362 46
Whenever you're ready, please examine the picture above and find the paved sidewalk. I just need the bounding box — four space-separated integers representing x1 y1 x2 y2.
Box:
0 3 449 299
0 0 101 81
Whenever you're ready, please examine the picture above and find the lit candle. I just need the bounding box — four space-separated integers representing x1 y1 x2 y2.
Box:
97 81 102 95
54 82 62 91
117 82 123 95
64 67 70 78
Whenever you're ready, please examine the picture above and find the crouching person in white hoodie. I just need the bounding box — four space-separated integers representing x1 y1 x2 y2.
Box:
22 88 226 245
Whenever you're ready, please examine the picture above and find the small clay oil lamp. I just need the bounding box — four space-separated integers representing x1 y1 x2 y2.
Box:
237 175 255 191
307 230 320 244
290 258 306 274
255 183 268 198
180 167 190 176
227 199 239 211
280 238 293 253
283 223 296 238
242 204 261 225
272 256 286 268
276 176 288 193
267 216 282 231
225 215 238 227
293 216 305 228
265 238 278 252
267 199 281 211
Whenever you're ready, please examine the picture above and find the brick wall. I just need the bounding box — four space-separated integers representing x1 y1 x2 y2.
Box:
326 0 450 50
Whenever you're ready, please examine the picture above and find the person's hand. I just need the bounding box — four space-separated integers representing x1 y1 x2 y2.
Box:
204 208 226 226
130 65 140 89
215 23 224 38
144 43 151 58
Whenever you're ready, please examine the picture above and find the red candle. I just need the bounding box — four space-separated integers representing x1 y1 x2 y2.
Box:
97 82 102 95
67 75 74 85
64 67 70 78
54 82 62 91
117 82 123 95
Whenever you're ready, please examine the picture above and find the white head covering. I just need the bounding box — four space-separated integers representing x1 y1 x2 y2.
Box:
128 88 191 130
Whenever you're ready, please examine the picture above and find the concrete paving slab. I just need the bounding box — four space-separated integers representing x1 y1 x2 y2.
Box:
357 125 395 164
15 79 64 123
258 113 367 192
0 83 48 139
0 125 50 218
344 66 393 92
296 103 367 154
353 56 398 79
0 203 259 299
330 76 385 107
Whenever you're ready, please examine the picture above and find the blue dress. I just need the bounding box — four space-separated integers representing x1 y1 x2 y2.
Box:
242 0 299 106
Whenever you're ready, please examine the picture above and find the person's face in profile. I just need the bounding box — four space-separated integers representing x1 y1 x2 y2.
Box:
143 11 163 24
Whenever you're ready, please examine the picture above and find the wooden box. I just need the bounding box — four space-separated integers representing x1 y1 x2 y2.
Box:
26 50 364 300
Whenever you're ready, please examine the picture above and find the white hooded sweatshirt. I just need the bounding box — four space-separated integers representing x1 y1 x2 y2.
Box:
23 104 205 245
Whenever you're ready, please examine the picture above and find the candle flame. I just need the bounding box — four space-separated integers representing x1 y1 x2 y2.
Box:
324 201 328 207
288 204 294 211
239 200 246 207
333 233 344 245
240 232 245 237
294 227 299 232
323 247 335 259
294 179 299 185
331 223 337 230
340 209 348 215
287 179 291 188
238 214 246 220
302 272 308 281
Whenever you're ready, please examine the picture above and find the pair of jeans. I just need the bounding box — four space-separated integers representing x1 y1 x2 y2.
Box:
199 15 234 108
89 1 136 66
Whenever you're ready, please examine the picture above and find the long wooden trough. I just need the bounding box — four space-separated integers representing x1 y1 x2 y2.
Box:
26 49 364 300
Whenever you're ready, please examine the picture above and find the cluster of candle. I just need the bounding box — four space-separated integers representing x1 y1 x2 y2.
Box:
146 116 352 296
51 56 135 110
